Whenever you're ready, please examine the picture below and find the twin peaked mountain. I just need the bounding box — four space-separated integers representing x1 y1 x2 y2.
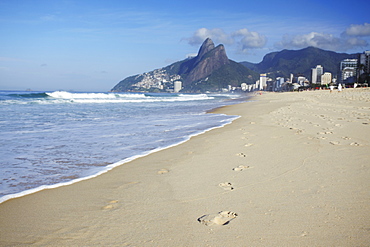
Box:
111 38 258 93
111 38 359 93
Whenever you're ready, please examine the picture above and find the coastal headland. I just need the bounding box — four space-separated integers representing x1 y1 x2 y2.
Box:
0 88 369 246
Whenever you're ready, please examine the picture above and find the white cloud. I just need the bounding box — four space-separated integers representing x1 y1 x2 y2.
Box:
186 28 234 46
186 53 198 58
276 31 368 51
187 24 370 55
186 27 266 53
232 28 266 53
276 32 340 49
345 37 368 46
345 23 370 37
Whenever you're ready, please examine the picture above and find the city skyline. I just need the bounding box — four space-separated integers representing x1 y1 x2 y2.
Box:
1 0 370 91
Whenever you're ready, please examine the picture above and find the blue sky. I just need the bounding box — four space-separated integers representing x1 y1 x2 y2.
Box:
1 0 369 91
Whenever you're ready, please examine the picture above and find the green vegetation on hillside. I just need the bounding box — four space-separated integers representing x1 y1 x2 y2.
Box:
241 47 359 80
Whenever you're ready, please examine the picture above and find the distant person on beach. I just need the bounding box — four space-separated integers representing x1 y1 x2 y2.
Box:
329 84 334 93
338 84 342 92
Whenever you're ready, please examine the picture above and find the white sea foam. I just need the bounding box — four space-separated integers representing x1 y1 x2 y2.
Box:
0 91 217 105
47 91 145 99
0 115 239 204
43 91 214 103
0 90 249 203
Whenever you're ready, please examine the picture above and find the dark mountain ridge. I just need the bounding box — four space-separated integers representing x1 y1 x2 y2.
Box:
241 47 359 80
178 39 230 86
111 42 361 93
111 38 258 93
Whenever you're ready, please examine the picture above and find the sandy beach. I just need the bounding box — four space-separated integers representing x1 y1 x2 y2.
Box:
0 88 369 246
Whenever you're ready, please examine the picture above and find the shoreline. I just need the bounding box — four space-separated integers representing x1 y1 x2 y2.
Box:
0 89 369 246
0 106 241 205
205 92 254 113
0 92 245 204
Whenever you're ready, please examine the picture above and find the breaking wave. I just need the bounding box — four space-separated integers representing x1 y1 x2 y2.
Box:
1 91 216 104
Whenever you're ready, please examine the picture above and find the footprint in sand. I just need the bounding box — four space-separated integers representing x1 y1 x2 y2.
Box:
102 200 119 210
350 142 362 146
157 168 169 174
318 131 333 135
295 129 304 134
244 143 253 147
219 182 234 191
198 211 238 226
329 141 340 145
236 153 247 157
300 231 309 237
233 165 250 171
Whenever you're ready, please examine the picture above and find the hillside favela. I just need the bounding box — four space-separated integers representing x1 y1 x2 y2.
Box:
111 38 370 93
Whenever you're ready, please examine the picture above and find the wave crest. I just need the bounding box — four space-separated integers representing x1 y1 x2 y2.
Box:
1 91 221 105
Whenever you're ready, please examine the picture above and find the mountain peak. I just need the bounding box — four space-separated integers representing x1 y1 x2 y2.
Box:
197 38 215 59
111 38 257 93
184 39 229 85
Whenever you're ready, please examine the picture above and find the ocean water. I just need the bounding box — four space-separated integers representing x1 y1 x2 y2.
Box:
0 91 248 203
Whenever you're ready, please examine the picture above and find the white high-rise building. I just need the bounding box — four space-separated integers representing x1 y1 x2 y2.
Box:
259 74 267 90
312 65 323 84
316 65 323 80
274 77 284 91
321 72 332 85
359 51 370 74
340 59 357 83
241 83 247 91
311 68 317 84
174 81 182 93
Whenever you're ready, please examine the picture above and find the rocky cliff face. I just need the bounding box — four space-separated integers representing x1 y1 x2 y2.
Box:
184 39 230 86
111 38 255 93
194 37 215 64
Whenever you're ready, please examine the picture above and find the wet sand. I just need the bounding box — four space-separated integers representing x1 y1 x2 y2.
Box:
0 88 369 246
